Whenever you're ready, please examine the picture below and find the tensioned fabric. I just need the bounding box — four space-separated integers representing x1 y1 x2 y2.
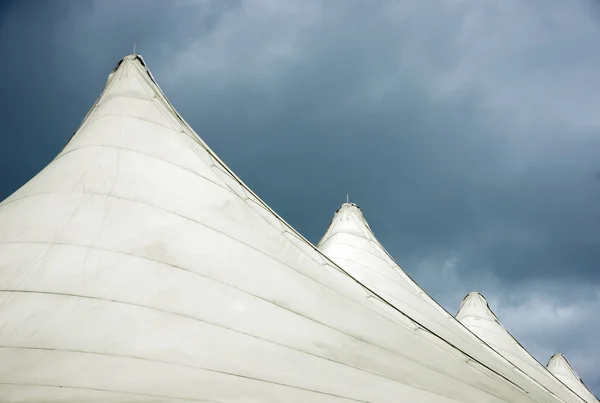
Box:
0 55 562 402
547 353 599 403
317 202 584 403
457 292 588 403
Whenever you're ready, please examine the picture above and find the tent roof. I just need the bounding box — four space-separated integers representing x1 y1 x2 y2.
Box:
547 354 599 403
457 292 588 403
0 54 568 402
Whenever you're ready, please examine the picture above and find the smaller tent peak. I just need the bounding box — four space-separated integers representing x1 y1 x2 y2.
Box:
547 353 578 377
463 291 487 305
456 291 499 322
117 53 144 65
332 202 367 223
114 53 149 69
338 202 360 211
317 202 373 247
460 291 488 305
108 54 145 77
333 202 368 225
547 353 599 402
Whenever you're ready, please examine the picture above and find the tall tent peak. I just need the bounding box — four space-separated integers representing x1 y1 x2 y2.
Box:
456 291 500 323
120 53 142 66
339 201 360 210
318 202 375 248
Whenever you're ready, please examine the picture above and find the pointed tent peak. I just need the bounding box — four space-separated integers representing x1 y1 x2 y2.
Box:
71 52 204 152
337 201 361 212
460 291 488 306
334 201 368 226
548 352 568 365
113 53 150 80
456 291 500 323
106 53 161 84
547 353 582 380
95 53 153 102
122 53 141 64
111 53 144 72
317 201 375 247
55 52 189 159
547 353 599 402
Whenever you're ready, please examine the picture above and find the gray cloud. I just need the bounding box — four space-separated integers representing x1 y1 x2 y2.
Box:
1 0 599 395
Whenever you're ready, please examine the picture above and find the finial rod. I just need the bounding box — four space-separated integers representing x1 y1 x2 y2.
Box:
133 41 136 54
346 193 349 204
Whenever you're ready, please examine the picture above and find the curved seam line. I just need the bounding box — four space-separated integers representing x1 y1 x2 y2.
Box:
0 381 222 402
0 289 503 401
0 240 398 347
460 325 570 397
0 241 463 378
323 234 415 285
83 111 178 132
0 191 399 328
321 233 393 265
329 255 419 294
0 240 541 402
50 144 228 194
321 235 427 297
326 257 457 329
0 347 368 403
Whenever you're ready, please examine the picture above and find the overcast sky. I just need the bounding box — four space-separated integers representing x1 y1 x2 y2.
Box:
1 0 599 396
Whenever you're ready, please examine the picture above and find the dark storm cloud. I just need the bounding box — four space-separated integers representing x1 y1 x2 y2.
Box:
1 0 599 395
0 0 238 198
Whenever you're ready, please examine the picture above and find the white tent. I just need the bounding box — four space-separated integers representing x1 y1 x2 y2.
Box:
0 54 566 402
317 202 583 403
547 353 599 403
456 292 588 403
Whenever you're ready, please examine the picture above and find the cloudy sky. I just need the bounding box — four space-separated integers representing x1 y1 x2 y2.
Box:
1 0 599 396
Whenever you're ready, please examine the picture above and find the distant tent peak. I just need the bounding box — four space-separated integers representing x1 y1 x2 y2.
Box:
456 291 501 323
548 353 579 377
547 353 599 403
335 201 362 215
547 353 590 386
336 202 366 219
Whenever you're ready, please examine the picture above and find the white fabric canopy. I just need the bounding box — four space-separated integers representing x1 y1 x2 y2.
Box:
457 292 588 403
0 54 566 402
547 353 599 403
318 202 582 403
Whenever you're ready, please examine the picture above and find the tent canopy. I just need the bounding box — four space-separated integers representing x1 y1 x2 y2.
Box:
1 54 591 402
0 54 556 402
